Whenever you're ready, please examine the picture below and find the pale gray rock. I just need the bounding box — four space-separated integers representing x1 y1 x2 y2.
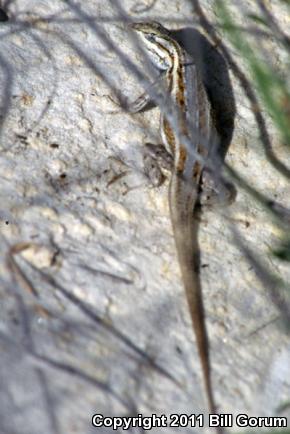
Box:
0 1 289 434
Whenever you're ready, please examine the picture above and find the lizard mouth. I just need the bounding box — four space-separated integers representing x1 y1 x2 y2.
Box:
129 22 145 31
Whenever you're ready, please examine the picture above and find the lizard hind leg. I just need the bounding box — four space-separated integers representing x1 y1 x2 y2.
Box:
143 142 173 187
198 168 236 207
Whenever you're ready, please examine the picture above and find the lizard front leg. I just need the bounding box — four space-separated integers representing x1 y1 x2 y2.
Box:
124 71 167 113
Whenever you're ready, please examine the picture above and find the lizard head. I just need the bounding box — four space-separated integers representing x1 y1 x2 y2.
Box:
130 21 177 70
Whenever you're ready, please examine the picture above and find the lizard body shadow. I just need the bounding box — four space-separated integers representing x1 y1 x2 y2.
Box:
172 27 236 160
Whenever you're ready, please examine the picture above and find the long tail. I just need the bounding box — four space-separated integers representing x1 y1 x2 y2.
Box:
171 209 216 412
169 174 224 434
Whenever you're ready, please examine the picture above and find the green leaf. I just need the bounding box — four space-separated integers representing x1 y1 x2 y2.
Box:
247 13 269 27
276 399 290 413
272 241 290 261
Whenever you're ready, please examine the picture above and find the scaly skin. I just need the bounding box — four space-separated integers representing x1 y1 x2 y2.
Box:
131 22 223 432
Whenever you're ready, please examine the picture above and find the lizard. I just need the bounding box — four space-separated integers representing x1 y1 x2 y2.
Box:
127 21 232 428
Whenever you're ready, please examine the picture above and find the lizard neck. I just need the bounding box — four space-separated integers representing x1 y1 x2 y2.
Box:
165 40 187 114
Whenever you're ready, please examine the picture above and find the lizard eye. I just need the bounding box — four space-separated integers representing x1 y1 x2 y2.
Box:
146 34 155 42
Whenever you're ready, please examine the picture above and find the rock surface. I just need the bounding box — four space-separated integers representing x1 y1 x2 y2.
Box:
0 1 289 433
